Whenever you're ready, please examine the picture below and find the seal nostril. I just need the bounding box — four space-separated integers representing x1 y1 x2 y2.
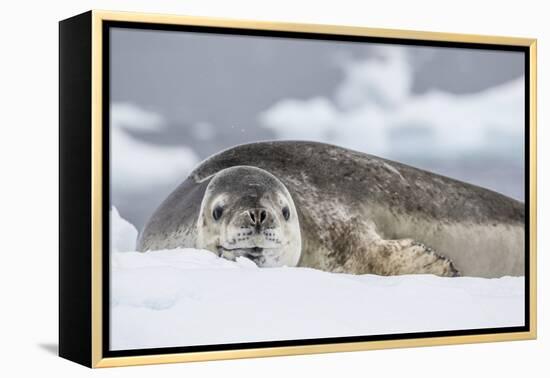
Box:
260 210 267 223
248 209 267 225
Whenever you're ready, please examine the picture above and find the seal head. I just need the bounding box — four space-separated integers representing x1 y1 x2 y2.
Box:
196 166 301 267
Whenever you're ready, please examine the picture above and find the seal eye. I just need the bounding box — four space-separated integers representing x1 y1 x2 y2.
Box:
282 206 290 221
212 206 224 221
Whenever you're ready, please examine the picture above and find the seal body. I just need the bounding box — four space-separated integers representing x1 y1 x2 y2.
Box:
137 141 525 278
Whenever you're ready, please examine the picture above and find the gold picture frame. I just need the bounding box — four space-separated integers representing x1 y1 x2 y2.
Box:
59 9 537 368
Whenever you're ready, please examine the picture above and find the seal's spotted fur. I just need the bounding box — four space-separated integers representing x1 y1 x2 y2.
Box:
138 141 524 278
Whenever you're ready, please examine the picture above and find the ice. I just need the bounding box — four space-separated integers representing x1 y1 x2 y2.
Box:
110 207 138 253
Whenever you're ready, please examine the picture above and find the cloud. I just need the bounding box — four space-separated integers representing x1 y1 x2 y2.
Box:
260 46 524 162
335 46 413 109
111 103 200 193
111 102 165 132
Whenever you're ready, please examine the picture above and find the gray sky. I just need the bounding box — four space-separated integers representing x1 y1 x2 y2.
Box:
110 27 525 230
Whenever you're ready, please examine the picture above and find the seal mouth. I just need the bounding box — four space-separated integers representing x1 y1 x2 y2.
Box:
216 246 269 263
217 246 264 255
245 246 264 254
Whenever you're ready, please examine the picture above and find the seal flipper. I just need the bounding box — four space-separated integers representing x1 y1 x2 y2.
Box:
364 238 460 277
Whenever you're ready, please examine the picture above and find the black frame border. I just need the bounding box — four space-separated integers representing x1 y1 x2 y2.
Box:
101 20 531 359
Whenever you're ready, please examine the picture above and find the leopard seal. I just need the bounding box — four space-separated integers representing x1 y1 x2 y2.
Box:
137 141 525 278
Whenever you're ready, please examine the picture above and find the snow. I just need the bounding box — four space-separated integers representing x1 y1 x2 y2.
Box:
110 208 525 351
110 207 138 253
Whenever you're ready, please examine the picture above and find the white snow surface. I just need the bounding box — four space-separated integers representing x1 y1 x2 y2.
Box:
110 208 525 351
110 207 138 253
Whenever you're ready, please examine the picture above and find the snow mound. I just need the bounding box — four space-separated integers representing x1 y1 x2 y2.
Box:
110 209 525 351
110 207 138 253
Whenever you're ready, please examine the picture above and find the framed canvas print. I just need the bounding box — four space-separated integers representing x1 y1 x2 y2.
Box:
59 10 537 368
